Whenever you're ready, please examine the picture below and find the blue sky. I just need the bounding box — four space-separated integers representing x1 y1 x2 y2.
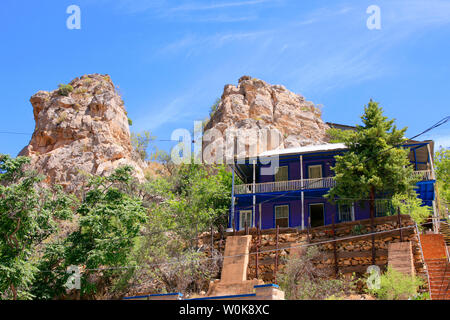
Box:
1 0 449 157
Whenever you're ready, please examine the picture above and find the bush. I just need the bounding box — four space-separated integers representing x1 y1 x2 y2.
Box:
367 266 424 300
278 247 356 300
57 84 74 96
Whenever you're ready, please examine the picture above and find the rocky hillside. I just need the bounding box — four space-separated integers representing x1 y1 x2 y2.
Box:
203 76 330 158
19 74 146 191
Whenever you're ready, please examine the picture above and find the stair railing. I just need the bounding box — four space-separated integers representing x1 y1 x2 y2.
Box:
415 223 432 299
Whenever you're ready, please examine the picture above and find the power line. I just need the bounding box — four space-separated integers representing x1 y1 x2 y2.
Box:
361 116 449 164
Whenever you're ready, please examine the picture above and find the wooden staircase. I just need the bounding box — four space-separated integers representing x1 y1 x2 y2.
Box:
420 234 450 300
426 259 450 300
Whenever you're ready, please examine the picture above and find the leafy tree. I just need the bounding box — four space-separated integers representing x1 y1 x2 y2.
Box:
31 166 148 299
435 148 450 216
64 166 148 298
391 193 431 225
0 155 75 300
131 131 156 161
326 100 418 263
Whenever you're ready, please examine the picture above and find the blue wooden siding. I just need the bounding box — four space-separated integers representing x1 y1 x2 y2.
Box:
231 145 435 230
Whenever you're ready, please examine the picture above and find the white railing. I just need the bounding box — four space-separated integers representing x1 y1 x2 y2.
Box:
234 170 433 195
412 170 434 181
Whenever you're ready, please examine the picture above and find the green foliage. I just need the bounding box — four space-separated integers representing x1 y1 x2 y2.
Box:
202 98 221 129
326 100 417 215
435 148 450 211
31 166 148 299
209 98 221 118
128 118 132 126
391 193 431 225
64 166 148 297
57 84 74 96
0 155 75 300
147 162 232 240
351 224 365 235
278 247 356 300
367 266 424 300
326 128 355 143
130 131 155 161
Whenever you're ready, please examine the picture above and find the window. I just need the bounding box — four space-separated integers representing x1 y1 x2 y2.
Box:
239 210 252 230
338 203 355 222
375 200 393 217
275 166 288 182
308 165 322 179
275 205 289 227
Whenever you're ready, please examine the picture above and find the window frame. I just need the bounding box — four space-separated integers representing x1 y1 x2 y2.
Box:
375 200 393 217
308 164 323 179
274 165 289 182
274 204 289 228
239 210 252 230
338 202 355 222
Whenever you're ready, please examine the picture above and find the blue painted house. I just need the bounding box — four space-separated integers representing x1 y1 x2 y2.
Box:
229 139 436 231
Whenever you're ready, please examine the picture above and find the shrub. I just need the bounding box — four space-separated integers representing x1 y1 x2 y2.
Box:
57 84 73 96
278 246 356 300
367 266 424 300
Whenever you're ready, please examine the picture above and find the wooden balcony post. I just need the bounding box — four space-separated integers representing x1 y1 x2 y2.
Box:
253 159 256 228
274 225 279 283
300 155 304 230
397 207 403 242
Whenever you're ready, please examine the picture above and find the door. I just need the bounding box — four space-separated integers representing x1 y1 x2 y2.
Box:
309 203 324 228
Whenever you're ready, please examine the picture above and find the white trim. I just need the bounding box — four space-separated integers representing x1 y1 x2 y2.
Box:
275 165 289 181
308 164 323 179
239 210 252 230
259 143 346 157
275 204 289 228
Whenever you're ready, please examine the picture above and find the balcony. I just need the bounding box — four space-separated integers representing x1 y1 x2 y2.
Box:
233 170 434 195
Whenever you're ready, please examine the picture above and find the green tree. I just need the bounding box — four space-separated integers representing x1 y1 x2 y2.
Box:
130 131 156 161
435 148 450 216
65 166 148 298
31 166 148 299
326 100 418 263
0 155 75 300
391 193 431 225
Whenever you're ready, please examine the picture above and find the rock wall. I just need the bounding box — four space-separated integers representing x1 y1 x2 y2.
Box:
19 74 146 191
201 215 427 285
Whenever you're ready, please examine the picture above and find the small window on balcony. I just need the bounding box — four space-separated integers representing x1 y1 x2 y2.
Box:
275 205 289 228
275 166 288 181
338 203 354 222
239 210 252 230
375 200 394 217
308 165 322 179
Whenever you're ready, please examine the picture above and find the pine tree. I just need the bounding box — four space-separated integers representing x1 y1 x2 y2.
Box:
326 100 418 263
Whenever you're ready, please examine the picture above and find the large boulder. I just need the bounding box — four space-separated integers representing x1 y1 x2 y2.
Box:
203 76 330 160
19 74 146 191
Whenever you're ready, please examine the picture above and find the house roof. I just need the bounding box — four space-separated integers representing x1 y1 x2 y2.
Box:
258 143 347 157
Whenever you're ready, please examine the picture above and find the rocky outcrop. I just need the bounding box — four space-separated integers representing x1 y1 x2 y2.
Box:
203 76 330 159
19 74 146 191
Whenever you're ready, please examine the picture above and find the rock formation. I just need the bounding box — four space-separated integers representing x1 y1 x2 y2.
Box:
19 74 146 191
203 76 330 160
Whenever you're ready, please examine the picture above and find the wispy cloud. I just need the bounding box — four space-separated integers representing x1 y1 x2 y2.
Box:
170 0 272 12
157 30 271 56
